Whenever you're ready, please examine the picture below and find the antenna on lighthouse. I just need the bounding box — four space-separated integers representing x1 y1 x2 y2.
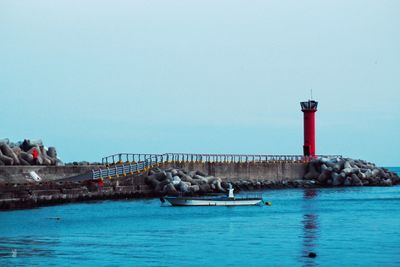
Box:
310 89 313 100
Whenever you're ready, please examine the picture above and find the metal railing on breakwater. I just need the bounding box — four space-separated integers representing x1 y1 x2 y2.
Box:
102 153 159 165
92 153 342 180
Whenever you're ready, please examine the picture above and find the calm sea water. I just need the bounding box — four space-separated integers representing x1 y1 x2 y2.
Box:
1 168 399 267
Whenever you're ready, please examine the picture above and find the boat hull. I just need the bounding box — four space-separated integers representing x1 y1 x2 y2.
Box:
165 197 262 206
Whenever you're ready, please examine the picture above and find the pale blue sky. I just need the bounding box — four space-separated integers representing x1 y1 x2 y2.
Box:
1 0 399 165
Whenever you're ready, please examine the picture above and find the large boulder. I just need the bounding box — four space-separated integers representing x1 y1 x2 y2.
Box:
351 174 363 186
381 179 392 186
344 177 352 186
18 155 31 165
331 172 343 186
157 180 172 193
47 147 57 159
172 176 181 185
0 144 20 165
196 170 207 177
304 161 320 180
198 183 211 193
165 172 173 181
0 150 14 165
20 152 34 164
189 185 200 193
193 175 208 184
317 164 332 183
146 174 161 189
40 146 52 165
178 170 197 184
177 181 190 192
163 183 178 194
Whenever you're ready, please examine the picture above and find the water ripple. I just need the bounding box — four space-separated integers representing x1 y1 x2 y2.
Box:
0 187 399 266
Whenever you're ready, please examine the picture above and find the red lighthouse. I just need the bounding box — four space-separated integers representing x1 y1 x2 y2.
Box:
301 100 318 157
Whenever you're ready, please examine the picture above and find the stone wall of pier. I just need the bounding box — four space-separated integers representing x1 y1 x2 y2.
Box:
163 161 307 181
0 162 307 210
0 160 397 210
0 165 103 184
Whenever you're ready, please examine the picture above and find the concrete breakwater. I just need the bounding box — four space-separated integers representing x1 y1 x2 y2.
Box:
0 165 100 184
0 174 153 210
0 161 304 210
0 161 307 210
146 162 313 195
1 159 398 210
161 161 307 181
145 159 399 194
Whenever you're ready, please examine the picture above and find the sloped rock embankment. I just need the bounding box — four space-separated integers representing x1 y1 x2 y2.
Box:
146 168 227 195
304 158 399 186
146 158 399 195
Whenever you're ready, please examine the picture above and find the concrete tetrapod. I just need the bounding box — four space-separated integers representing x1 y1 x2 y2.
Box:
0 138 61 166
303 157 399 186
0 144 20 165
146 167 228 195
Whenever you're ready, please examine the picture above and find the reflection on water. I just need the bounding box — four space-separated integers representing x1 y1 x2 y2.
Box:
0 186 399 266
0 236 58 259
301 189 319 267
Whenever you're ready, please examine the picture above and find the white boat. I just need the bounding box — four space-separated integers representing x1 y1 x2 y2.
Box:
161 186 270 207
